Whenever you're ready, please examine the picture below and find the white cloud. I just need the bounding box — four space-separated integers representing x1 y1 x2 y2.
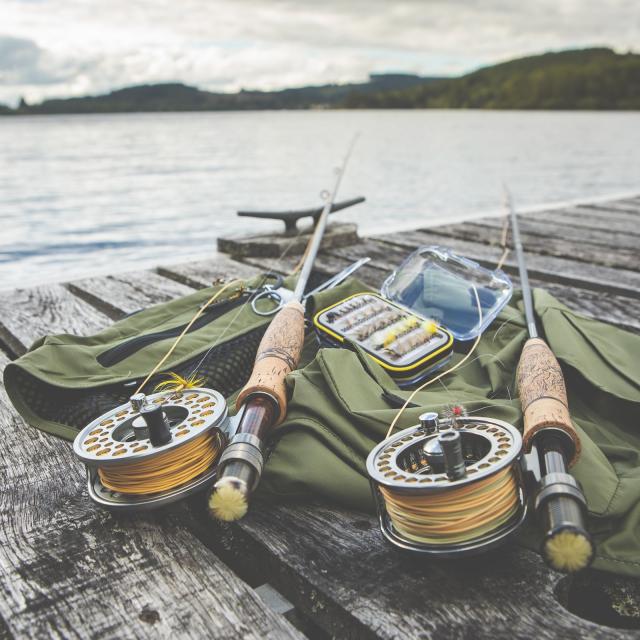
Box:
0 0 638 105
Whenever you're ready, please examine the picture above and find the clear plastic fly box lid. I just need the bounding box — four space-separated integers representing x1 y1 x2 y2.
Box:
381 246 513 342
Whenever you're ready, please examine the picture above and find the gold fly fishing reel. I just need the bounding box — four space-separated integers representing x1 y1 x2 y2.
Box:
367 412 529 556
73 388 235 510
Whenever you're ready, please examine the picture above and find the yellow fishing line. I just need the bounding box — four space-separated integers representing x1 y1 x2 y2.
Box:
133 279 243 396
98 432 223 495
385 285 483 440
380 467 519 544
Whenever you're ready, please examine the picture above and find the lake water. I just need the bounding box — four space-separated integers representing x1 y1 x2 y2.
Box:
1 110 639 290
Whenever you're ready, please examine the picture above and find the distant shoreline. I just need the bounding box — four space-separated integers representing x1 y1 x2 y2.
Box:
3 47 639 115
4 106 640 117
5 107 640 120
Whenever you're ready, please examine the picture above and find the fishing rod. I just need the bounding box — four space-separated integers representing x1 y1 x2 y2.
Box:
208 136 359 521
506 188 594 572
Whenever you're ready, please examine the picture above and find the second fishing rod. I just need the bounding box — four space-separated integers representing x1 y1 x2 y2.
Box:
507 189 594 572
366 191 594 574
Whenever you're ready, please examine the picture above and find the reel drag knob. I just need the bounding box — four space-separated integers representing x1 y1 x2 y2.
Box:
141 403 172 447
419 411 439 434
131 415 149 441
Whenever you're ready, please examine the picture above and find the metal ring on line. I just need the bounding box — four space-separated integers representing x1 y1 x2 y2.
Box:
250 289 285 316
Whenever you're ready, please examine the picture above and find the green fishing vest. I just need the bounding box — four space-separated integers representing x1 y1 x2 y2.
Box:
4 277 640 577
2 273 344 440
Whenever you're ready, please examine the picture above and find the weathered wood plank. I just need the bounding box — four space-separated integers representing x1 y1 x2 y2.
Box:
157 255 258 289
0 350 302 640
66 260 264 338
581 202 640 216
419 222 638 271
616 197 640 208
527 209 640 235
523 277 640 333
374 230 640 298
464 215 638 251
239 253 385 291
218 221 359 258
207 502 637 640
325 241 640 332
68 271 194 320
239 255 295 276
566 205 640 225
0 285 111 357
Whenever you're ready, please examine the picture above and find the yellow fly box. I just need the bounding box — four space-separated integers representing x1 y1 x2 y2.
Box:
313 292 454 387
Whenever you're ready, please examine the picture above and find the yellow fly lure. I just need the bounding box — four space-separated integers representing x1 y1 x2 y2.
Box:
154 372 205 394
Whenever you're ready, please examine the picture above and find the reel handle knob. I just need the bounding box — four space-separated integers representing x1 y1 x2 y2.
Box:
439 430 466 480
236 300 305 423
130 393 146 412
141 404 172 447
516 338 579 465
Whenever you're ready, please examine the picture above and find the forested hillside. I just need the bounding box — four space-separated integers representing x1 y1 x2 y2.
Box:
344 49 640 109
7 74 438 114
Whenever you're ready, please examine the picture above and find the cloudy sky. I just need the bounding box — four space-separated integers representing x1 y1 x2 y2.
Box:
1 0 638 105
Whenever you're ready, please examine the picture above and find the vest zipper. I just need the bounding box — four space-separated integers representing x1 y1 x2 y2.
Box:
97 295 248 367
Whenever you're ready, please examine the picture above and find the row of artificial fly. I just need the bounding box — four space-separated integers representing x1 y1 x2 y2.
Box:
331 297 439 359
100 208 317 497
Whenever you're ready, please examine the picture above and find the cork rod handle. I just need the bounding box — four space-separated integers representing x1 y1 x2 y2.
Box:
236 300 305 424
516 337 580 466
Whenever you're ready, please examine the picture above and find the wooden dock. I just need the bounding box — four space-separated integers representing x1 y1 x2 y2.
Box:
0 194 639 638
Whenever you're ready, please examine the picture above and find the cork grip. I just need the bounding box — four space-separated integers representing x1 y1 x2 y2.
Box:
516 337 580 465
236 301 305 424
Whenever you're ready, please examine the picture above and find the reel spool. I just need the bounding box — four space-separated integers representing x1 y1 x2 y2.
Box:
73 388 229 511
367 414 528 557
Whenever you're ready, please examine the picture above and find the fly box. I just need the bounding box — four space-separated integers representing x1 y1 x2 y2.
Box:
313 292 453 387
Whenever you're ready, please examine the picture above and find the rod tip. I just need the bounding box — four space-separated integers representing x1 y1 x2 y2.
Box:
543 528 594 573
209 478 248 522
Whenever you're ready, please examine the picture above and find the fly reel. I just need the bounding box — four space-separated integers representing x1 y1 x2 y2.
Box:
73 388 230 511
367 413 528 557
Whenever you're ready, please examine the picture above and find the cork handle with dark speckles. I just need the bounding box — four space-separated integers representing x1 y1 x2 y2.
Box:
236 301 305 424
517 337 580 466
